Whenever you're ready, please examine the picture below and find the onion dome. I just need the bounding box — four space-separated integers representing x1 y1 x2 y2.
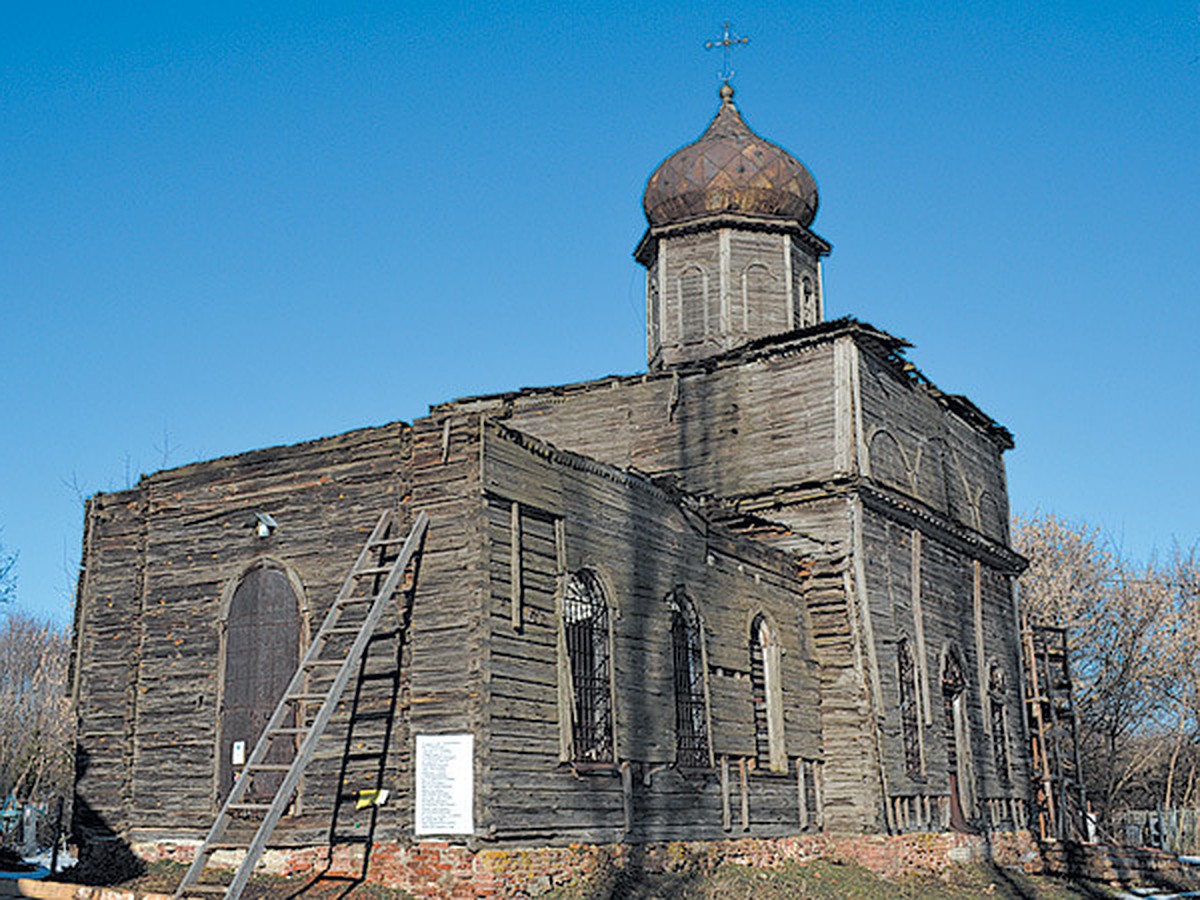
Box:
643 83 819 228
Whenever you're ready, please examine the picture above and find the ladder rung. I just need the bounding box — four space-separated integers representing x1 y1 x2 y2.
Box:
268 727 308 735
305 659 345 668
356 671 398 682
327 834 372 845
287 693 327 702
350 710 394 722
179 886 229 895
354 566 395 577
368 535 408 547
227 803 272 812
246 763 292 771
325 626 362 634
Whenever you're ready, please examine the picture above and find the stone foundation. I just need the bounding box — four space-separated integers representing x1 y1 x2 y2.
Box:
120 831 1041 898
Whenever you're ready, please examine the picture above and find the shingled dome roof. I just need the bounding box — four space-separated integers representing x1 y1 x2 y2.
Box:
643 84 819 228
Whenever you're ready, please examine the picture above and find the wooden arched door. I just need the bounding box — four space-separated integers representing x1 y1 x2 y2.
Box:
942 649 970 831
219 564 301 803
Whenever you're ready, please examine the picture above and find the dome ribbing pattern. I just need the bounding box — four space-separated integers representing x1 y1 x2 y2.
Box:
642 84 819 228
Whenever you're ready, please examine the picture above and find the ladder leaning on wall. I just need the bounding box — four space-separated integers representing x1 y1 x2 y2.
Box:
174 508 429 900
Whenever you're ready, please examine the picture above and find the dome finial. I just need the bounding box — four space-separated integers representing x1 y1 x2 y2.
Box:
719 82 735 103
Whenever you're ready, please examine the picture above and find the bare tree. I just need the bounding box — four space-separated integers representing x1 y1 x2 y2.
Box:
0 612 72 804
1149 547 1200 810
0 536 15 605
1014 513 1180 821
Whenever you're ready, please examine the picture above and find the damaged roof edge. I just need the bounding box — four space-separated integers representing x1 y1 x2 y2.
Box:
434 317 1014 450
484 417 813 581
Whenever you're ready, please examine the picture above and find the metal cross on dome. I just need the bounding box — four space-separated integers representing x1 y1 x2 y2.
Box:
705 21 749 84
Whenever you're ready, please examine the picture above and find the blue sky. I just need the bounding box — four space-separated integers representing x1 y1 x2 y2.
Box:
3 1 1198 625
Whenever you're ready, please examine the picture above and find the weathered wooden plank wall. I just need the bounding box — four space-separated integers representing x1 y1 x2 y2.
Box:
403 413 489 836
73 423 415 846
448 335 837 503
856 341 1011 544
71 489 145 842
854 336 1029 830
477 420 821 843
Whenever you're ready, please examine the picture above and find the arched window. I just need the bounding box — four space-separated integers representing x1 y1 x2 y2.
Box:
647 274 661 351
801 276 817 327
898 639 922 778
741 263 777 334
942 647 976 830
749 614 785 771
989 663 1011 786
868 428 909 490
676 266 708 343
670 591 710 767
563 569 614 762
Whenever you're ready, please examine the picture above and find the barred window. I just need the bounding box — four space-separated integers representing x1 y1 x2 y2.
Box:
563 569 614 762
989 663 1011 786
670 591 710 768
898 639 922 778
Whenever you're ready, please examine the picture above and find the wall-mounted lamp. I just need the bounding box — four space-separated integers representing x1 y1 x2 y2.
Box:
253 512 278 538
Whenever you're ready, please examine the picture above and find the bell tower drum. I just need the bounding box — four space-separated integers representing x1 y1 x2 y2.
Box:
635 83 830 370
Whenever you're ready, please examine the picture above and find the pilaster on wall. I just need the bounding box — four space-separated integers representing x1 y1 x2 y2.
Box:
833 336 862 478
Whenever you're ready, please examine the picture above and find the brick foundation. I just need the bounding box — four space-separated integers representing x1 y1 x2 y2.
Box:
121 831 1041 898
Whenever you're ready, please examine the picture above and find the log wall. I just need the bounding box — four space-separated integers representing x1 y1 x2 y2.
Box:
477 420 822 843
72 423 416 846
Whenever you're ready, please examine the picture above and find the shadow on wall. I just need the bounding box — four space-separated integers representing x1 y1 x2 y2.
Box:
60 747 145 886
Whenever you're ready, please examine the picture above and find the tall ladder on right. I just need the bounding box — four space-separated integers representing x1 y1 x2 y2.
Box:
1023 617 1088 842
175 509 428 900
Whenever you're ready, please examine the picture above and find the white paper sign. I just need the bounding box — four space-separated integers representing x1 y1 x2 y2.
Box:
414 733 474 835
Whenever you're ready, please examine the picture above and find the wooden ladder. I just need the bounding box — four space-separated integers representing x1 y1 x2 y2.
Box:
174 509 429 900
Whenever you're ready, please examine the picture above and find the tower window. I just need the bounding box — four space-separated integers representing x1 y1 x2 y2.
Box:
801 276 816 326
670 590 710 768
676 266 708 343
563 569 614 762
898 638 922 778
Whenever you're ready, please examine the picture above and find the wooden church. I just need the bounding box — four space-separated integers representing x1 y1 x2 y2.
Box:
69 81 1031 888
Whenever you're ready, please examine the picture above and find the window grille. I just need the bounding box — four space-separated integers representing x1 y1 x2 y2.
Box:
898 639 922 778
750 615 771 768
563 569 613 762
989 663 1011 786
670 592 710 767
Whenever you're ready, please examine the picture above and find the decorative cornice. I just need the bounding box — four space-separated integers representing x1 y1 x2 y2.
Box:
634 212 831 265
713 475 1026 574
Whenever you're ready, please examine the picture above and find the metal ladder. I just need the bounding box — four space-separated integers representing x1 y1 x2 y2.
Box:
175 509 429 900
